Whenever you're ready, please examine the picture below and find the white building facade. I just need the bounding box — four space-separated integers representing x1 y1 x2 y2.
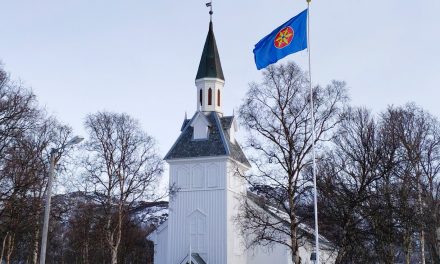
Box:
150 17 336 264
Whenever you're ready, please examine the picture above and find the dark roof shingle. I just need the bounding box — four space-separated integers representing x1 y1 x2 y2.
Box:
165 112 250 167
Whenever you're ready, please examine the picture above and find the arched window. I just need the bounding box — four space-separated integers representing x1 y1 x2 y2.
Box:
189 210 207 254
217 90 221 106
208 88 212 105
199 89 203 106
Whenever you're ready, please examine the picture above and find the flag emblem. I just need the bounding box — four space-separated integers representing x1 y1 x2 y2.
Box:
274 26 294 49
253 8 308 70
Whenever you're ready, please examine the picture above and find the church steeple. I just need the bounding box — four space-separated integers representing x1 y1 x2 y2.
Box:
195 19 225 115
196 21 224 81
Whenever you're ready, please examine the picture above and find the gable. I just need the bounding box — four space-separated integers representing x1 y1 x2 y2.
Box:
181 253 207 264
190 112 211 140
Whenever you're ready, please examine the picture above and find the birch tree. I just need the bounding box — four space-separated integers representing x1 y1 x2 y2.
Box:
237 62 347 264
386 104 440 263
0 64 73 263
317 107 400 263
82 112 163 264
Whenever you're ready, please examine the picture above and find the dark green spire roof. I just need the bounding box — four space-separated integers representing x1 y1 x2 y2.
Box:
196 21 225 81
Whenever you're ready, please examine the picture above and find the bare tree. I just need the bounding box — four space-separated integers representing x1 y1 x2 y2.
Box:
82 111 163 264
0 115 71 264
385 104 440 263
0 66 38 209
0 65 164 264
419 123 440 263
317 107 400 263
316 104 440 263
0 64 74 264
237 62 347 263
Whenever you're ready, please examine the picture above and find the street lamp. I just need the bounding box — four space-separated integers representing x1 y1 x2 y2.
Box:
310 252 317 264
39 136 84 264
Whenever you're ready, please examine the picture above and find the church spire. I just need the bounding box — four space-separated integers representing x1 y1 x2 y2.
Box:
195 18 224 81
195 4 225 115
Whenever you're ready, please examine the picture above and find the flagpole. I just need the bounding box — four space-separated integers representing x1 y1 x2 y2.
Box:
307 1 320 263
189 221 192 264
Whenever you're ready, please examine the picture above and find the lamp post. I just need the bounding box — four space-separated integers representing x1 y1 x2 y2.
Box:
310 252 317 264
39 136 84 264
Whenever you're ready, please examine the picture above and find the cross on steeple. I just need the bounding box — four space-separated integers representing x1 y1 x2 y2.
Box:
205 1 213 21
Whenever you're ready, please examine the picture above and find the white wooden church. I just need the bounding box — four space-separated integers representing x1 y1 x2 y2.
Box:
149 16 337 264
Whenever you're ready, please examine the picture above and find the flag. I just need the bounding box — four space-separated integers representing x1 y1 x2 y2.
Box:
253 9 308 70
206 2 212 7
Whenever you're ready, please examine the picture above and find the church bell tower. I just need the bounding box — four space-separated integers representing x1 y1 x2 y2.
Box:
195 21 225 115
158 12 251 264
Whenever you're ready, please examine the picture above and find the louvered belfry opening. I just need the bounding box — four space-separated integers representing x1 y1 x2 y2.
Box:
208 88 212 105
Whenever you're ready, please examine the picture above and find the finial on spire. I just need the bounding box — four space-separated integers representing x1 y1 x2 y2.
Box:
185 111 187 120
206 1 213 21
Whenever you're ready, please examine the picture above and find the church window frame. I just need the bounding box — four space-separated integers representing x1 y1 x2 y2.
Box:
199 89 203 106
207 163 219 188
208 88 212 105
217 89 221 106
177 166 190 189
192 165 205 189
189 210 207 254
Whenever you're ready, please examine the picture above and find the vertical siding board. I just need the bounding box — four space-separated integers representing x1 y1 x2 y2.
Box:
168 159 228 264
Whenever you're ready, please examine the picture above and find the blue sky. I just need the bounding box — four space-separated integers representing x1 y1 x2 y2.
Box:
1 0 439 156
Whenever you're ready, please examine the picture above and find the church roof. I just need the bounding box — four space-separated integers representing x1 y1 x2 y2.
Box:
164 112 250 167
195 21 225 81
